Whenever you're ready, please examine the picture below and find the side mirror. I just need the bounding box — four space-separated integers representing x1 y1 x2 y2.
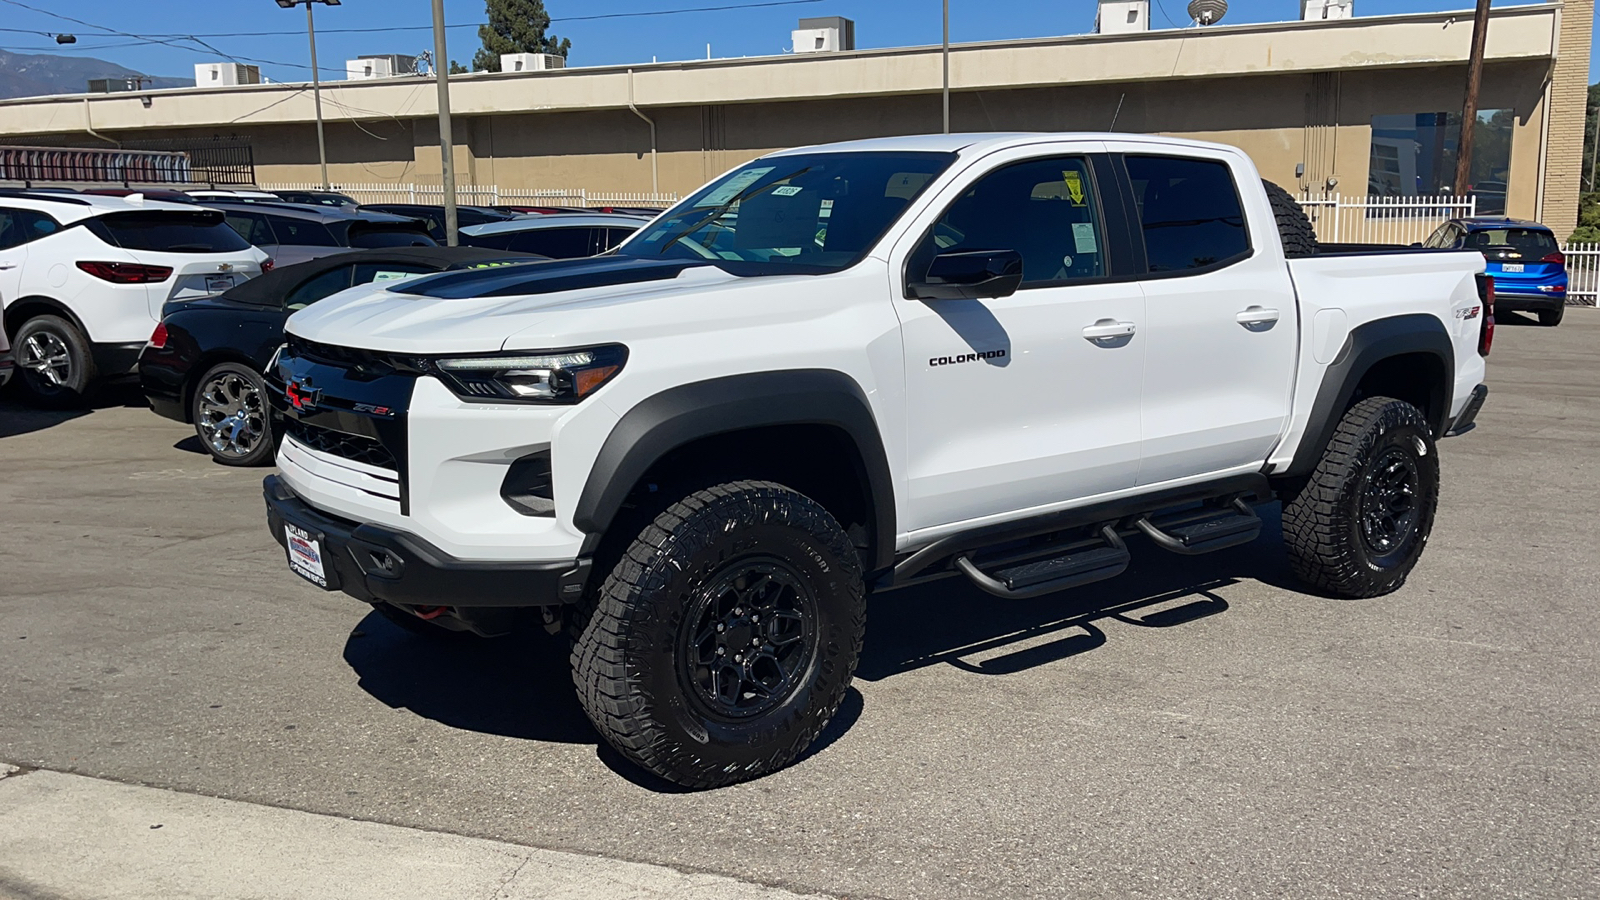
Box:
908 249 1024 301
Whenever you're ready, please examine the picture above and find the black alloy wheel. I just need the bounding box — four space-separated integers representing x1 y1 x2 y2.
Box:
679 558 820 721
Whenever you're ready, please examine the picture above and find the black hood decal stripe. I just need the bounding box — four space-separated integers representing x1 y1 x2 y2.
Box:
391 256 716 300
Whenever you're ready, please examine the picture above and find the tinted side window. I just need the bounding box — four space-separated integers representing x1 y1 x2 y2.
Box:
350 262 436 287
88 212 253 253
600 227 637 251
349 227 436 249
507 228 597 259
0 208 60 250
1423 224 1451 249
460 232 514 251
283 266 354 310
266 216 340 247
1124 155 1250 273
224 212 274 246
910 156 1109 287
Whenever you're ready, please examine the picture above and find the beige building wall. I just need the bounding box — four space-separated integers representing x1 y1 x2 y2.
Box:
1542 0 1594 234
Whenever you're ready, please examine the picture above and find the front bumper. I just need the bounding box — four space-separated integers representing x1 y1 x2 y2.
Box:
263 475 590 609
1445 384 1488 437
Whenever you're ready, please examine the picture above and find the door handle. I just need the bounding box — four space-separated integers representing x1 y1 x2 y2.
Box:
1082 319 1136 341
0 261 17 270
1236 306 1281 327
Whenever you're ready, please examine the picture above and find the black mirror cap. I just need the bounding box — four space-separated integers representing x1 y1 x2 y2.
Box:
909 249 1024 300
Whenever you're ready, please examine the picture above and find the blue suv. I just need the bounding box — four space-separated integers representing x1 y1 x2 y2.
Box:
1424 217 1567 326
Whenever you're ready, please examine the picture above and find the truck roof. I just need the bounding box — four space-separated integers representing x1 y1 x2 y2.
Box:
766 132 1242 157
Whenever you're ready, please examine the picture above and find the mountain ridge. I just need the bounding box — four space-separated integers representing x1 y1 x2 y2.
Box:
0 49 189 101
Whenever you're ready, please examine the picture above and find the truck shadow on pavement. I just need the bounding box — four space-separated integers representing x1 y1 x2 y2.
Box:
341 504 1301 791
0 382 146 439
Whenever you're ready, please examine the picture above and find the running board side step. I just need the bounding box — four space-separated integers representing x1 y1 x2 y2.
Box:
955 525 1130 599
1133 498 1261 556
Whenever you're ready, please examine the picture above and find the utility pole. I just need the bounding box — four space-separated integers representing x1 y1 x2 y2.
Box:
431 0 459 246
1453 0 1491 197
942 0 950 134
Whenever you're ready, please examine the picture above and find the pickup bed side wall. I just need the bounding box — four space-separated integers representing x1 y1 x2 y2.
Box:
572 370 897 571
1281 313 1455 478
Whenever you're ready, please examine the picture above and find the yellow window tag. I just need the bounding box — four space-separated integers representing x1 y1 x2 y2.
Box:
1063 170 1087 206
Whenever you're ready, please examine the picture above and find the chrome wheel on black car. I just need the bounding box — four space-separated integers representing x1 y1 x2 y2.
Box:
571 480 865 789
193 362 275 467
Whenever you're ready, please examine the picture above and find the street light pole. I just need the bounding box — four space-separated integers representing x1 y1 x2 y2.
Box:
942 0 950 134
276 0 338 191
306 2 330 190
431 0 459 246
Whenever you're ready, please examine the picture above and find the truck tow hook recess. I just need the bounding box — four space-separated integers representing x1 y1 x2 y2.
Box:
414 605 451 620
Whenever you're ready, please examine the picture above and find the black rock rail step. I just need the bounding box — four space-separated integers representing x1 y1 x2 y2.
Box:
1133 498 1262 556
956 525 1131 599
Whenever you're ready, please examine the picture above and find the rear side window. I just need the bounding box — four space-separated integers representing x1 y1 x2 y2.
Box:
600 227 638 251
506 227 596 258
1124 155 1250 273
283 266 354 310
86 211 252 253
349 227 437 249
0 208 61 250
266 216 340 247
224 212 274 246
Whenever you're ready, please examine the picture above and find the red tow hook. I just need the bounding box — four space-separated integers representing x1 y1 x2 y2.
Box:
414 605 450 620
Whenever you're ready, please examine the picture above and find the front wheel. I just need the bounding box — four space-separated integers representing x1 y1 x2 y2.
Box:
12 315 97 409
1539 306 1564 327
1281 396 1440 598
571 480 865 789
192 362 274 466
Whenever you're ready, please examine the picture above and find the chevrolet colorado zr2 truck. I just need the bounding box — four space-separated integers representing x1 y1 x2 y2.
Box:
261 134 1492 788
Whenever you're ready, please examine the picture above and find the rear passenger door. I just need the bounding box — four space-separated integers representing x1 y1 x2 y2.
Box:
1108 147 1300 484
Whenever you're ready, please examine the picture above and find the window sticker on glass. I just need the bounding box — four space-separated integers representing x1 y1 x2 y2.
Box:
1062 170 1087 206
696 166 775 206
885 172 933 199
819 199 834 218
1072 222 1099 254
373 270 424 282
771 185 803 197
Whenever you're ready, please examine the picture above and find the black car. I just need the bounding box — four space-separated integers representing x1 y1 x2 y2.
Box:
139 246 541 466
359 204 521 240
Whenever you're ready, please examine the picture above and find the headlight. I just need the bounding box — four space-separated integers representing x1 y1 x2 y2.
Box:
431 345 627 404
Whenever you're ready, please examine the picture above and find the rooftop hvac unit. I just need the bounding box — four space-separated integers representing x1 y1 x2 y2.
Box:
88 77 146 94
501 53 567 73
1302 0 1353 20
345 54 418 80
791 16 855 53
193 63 261 87
1095 0 1149 34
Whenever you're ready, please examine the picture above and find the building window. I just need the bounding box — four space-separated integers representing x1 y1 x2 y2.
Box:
1369 110 1512 213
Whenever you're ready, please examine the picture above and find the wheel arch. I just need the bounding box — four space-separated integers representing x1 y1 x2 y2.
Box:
573 370 897 573
1282 313 1454 479
4 296 88 341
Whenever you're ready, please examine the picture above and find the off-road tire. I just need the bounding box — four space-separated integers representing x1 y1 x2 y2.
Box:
571 480 865 789
1282 396 1440 598
11 315 98 409
1262 179 1318 259
1539 306 1564 327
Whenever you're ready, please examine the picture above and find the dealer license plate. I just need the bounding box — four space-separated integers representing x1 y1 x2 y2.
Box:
284 523 333 589
205 274 237 294
1500 263 1524 273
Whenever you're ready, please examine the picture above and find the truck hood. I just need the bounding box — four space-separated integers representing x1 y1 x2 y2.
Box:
285 256 737 353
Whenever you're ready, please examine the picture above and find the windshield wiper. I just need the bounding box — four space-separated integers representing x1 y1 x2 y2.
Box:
653 166 814 256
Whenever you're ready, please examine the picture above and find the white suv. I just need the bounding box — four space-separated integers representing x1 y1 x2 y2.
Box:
0 192 269 407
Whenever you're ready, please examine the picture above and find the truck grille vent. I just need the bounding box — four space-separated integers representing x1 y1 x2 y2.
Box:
285 418 397 470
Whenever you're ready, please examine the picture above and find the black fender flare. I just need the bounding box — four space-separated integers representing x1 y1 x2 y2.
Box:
1284 313 1454 478
573 370 897 572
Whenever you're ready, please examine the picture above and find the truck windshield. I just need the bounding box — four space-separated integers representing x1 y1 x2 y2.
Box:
615 151 956 274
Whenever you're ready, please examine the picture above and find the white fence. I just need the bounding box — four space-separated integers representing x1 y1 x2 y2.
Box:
261 182 679 209
1295 193 1476 246
1561 243 1600 307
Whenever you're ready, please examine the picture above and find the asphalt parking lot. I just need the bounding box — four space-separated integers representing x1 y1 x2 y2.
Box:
1 311 1597 900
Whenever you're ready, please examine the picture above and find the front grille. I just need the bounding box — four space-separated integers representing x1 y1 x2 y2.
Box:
285 418 397 470
285 334 422 376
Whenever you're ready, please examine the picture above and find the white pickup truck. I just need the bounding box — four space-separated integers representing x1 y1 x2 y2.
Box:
261 134 1491 788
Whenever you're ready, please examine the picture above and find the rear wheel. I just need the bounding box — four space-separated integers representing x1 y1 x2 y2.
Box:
11 315 98 409
1539 306 1564 327
1282 396 1440 598
571 480 865 789
192 362 274 466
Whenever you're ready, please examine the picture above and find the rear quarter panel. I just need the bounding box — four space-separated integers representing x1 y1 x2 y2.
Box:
1273 250 1486 472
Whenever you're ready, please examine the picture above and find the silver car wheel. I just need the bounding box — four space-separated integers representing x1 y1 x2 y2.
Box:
19 331 71 387
196 371 266 459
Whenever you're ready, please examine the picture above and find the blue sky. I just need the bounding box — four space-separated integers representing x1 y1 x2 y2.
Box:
3 0 1597 82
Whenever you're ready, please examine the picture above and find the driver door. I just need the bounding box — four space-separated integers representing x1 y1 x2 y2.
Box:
889 146 1147 536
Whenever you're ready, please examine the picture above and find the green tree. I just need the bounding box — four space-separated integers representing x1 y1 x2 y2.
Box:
449 60 470 75
471 0 571 73
1575 83 1600 242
